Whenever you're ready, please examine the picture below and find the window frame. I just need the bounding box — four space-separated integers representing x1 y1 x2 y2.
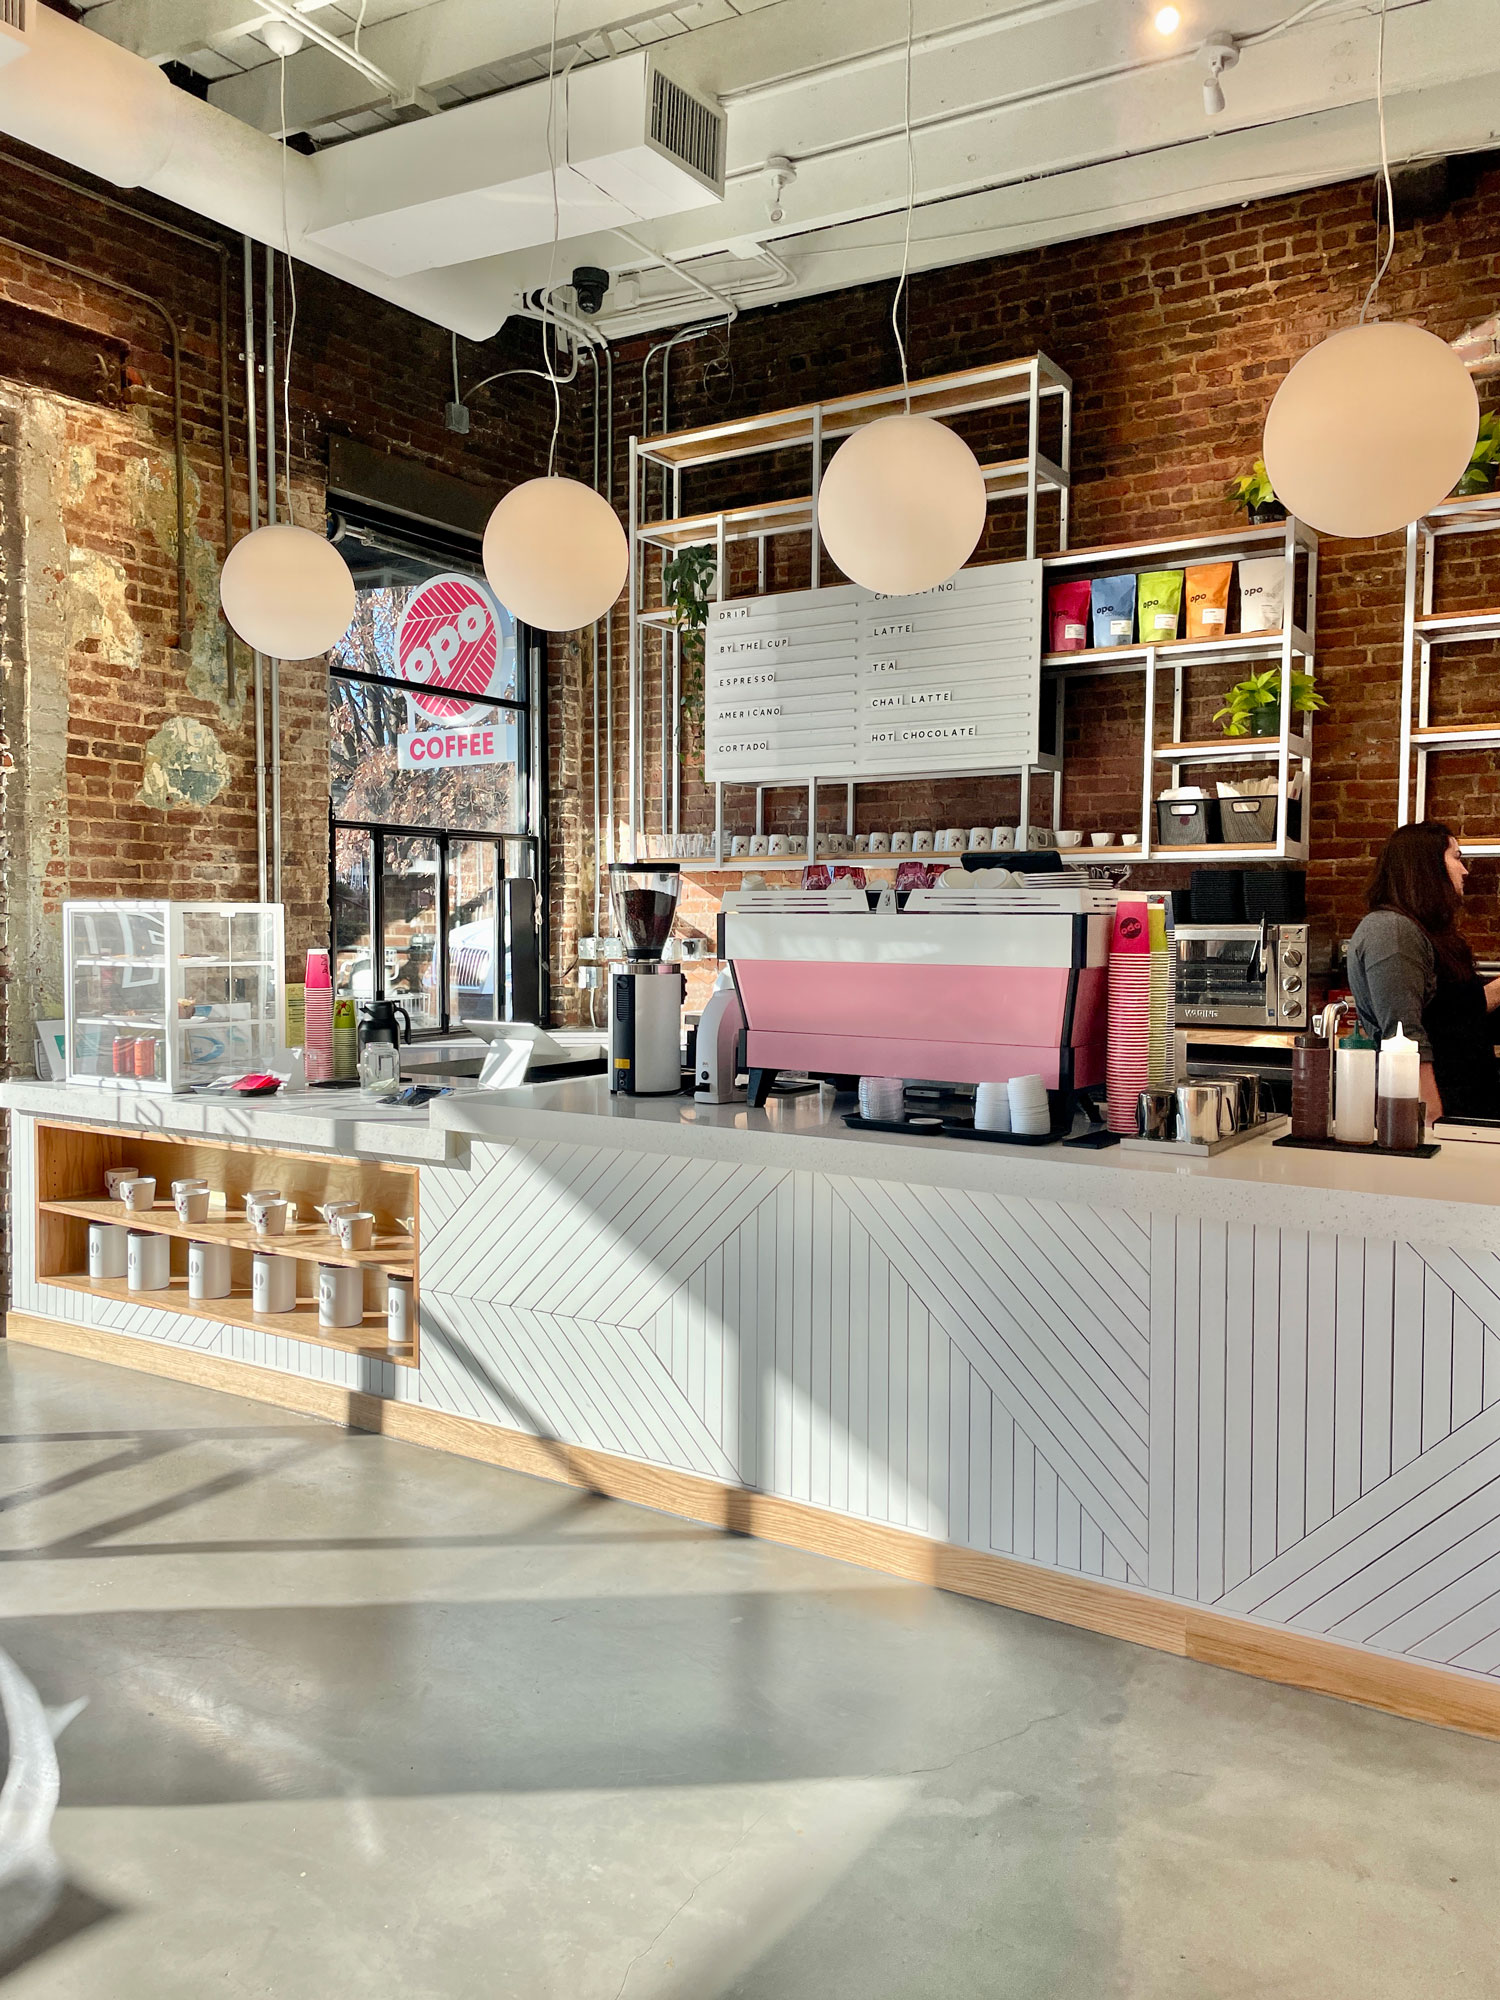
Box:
327 533 548 1036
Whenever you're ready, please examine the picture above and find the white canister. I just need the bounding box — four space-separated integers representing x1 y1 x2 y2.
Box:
88 1220 129 1280
318 1262 365 1330
252 1252 297 1314
126 1230 171 1291
188 1239 232 1300
387 1273 415 1349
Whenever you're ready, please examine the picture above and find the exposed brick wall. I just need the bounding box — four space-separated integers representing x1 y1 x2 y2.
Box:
603 164 1500 983
0 139 561 1060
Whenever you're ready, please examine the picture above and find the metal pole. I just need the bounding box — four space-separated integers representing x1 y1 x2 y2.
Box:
627 435 640 861
242 236 268 906
265 242 282 907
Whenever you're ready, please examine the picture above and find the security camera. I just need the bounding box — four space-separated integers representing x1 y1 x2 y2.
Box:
1199 30 1238 117
572 266 611 316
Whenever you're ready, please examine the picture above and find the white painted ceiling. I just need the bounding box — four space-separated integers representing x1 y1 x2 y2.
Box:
70 0 1500 339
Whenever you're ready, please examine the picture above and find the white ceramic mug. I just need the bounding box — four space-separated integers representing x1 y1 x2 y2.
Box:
1090 832 1115 848
730 835 749 856
868 831 890 853
105 1166 142 1201
188 1239 232 1300
126 1230 170 1291
387 1273 415 1349
118 1177 156 1214
89 1220 129 1280
891 831 911 853
853 833 870 853
174 1187 210 1224
968 828 991 851
990 827 1016 851
335 1211 375 1252
749 834 768 856
318 1262 365 1330
316 1199 360 1230
252 1252 297 1314
249 1196 288 1237
912 829 933 852
768 834 790 856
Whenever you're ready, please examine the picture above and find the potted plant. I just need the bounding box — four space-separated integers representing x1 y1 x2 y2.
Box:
661 544 717 762
1227 458 1287 525
1214 665 1326 737
1454 411 1500 495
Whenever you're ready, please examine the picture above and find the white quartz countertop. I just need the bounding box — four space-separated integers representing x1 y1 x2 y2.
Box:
10 1072 1500 1252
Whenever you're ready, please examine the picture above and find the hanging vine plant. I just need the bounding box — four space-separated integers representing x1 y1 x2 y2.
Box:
661 544 717 764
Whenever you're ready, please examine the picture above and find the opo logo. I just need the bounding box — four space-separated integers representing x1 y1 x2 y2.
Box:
396 572 512 722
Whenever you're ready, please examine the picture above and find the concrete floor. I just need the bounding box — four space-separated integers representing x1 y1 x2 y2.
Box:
1 1345 1498 2000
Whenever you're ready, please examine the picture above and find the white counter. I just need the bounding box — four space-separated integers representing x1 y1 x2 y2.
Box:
12 1068 1500 1728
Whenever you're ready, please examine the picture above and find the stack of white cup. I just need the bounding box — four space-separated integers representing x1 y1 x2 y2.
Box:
974 1081 1011 1132
1007 1074 1051 1136
858 1076 905 1122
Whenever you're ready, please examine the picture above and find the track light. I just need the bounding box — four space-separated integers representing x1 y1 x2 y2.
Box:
765 155 796 226
1199 30 1237 116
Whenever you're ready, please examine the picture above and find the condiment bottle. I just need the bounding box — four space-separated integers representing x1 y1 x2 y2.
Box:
1334 1030 1377 1147
1291 1033 1331 1140
1376 1021 1423 1151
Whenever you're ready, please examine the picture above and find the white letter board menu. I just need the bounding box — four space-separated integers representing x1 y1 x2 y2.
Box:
702 559 1044 783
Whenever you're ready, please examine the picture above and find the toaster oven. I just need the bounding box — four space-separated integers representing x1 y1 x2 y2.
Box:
1172 922 1308 1029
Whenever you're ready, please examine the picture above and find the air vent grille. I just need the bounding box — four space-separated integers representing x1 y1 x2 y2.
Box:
0 0 26 29
649 67 724 193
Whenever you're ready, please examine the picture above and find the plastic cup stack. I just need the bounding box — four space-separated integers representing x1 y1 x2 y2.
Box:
858 1077 906 1123
1007 1074 1051 1136
974 1081 1012 1132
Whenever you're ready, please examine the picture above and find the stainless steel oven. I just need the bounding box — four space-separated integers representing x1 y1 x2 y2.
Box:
1172 922 1308 1029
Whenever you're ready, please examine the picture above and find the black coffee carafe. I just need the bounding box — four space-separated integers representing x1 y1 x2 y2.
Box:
359 999 411 1049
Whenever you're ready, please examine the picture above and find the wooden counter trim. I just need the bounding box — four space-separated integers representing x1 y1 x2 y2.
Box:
11 1308 1500 1744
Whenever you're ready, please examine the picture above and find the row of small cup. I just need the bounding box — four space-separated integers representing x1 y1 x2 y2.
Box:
103 1165 375 1251
87 1219 414 1339
976 1074 1051 1137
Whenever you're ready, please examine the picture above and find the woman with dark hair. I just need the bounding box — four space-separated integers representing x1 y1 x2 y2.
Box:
1347 821 1500 1120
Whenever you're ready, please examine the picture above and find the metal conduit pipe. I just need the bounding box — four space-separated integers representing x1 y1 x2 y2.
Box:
265 242 283 907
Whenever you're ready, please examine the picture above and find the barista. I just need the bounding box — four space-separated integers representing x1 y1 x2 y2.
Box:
1347 821 1500 1120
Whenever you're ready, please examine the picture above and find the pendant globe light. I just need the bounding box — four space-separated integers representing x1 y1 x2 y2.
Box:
816 0 986 595
481 5 627 632
219 51 355 659
1261 0 1479 538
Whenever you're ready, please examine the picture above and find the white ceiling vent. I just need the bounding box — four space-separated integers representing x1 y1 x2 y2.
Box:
306 50 725 280
0 0 30 71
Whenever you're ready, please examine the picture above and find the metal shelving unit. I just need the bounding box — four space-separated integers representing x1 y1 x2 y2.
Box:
1043 515 1319 865
626 354 1073 865
1399 490 1500 853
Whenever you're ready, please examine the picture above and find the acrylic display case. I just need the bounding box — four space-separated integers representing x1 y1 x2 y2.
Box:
64 901 285 1093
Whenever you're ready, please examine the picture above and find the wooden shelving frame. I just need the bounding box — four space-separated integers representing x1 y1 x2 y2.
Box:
1399 490 1500 854
33 1120 420 1367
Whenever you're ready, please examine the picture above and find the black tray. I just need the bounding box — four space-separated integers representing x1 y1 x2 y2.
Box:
843 1113 947 1136
1063 1127 1122 1150
938 1119 1058 1147
1272 1134 1440 1159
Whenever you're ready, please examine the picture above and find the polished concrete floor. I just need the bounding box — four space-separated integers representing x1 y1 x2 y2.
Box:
2 1342 1499 1999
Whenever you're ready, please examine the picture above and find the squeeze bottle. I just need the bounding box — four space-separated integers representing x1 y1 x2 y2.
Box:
1333 1030 1377 1148
1376 1022 1422 1151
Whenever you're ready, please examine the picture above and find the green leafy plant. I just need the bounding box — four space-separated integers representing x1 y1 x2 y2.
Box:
661 544 717 758
1214 665 1327 737
1455 412 1500 496
1226 458 1284 518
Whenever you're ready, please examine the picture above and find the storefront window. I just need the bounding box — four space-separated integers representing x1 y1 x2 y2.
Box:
326 522 543 1032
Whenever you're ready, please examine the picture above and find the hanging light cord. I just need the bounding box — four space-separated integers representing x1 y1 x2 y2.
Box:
889 0 916 411
1359 0 1394 325
542 0 563 476
278 51 297 521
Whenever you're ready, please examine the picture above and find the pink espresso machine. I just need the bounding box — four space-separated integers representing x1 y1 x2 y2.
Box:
722 879 1114 1119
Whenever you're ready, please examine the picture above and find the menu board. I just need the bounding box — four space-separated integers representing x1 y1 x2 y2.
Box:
702 560 1043 783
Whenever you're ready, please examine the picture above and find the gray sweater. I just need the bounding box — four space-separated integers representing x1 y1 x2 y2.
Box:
1347 909 1436 1061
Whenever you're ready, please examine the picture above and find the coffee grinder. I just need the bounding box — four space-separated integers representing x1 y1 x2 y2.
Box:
608 861 685 1095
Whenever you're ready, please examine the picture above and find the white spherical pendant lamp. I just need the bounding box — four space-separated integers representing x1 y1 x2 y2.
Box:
817 415 987 595
482 477 628 632
219 523 356 659
1263 321 1479 539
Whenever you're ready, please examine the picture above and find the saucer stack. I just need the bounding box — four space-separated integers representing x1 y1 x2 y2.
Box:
858 1077 905 1123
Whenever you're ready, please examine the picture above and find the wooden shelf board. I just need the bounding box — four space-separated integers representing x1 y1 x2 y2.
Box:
1040 521 1314 571
636 455 1065 553
43 1270 416 1365
1413 608 1500 638
1154 735 1311 761
635 357 1069 470
1412 724 1500 748
41 1197 414 1275
1061 843 1305 863
1044 628 1309 672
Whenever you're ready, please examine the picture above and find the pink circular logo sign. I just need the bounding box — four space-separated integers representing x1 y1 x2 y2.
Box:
396 572 511 722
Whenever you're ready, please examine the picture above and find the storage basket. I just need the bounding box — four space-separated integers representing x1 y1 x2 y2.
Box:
1155 799 1220 845
1218 796 1301 846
